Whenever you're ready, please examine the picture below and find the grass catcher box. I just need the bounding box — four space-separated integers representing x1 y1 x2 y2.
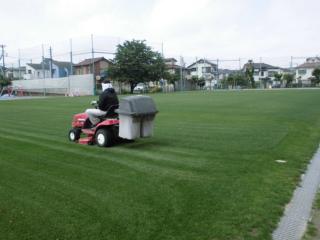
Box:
116 95 158 140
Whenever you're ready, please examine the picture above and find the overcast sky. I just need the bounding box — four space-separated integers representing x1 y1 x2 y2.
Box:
1 0 319 67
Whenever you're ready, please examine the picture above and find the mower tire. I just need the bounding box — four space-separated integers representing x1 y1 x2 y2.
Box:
95 128 114 147
69 128 81 142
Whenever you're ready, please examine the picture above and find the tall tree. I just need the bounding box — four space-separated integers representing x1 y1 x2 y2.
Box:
188 75 204 90
311 68 320 86
109 40 165 93
283 73 294 87
273 72 283 86
0 74 10 88
245 60 255 88
197 77 206 89
164 71 180 90
227 75 234 87
234 74 248 88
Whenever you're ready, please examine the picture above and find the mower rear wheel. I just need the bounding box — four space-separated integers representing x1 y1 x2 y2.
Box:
95 128 114 147
69 128 81 142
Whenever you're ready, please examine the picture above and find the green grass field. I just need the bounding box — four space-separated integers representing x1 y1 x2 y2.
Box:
1 90 320 240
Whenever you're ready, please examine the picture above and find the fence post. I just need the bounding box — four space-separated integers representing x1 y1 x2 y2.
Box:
41 44 46 96
68 75 71 96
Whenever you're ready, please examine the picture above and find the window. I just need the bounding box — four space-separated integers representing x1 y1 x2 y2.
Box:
298 69 306 75
202 67 211 73
28 70 31 74
268 71 278 77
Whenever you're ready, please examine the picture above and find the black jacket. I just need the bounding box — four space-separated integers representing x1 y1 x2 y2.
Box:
98 88 119 111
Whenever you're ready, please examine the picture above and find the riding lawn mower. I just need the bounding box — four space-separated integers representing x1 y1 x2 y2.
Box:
68 95 158 147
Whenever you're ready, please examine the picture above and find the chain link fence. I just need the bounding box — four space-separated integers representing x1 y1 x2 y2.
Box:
2 35 318 95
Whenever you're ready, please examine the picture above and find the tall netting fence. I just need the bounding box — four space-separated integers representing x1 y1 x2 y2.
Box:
2 34 318 96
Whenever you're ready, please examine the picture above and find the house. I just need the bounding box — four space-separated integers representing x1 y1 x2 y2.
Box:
186 59 218 88
5 67 26 79
24 63 50 80
74 57 112 77
295 57 320 85
242 61 285 87
218 69 238 80
45 59 72 78
164 58 182 75
163 57 190 90
164 58 188 76
24 59 73 80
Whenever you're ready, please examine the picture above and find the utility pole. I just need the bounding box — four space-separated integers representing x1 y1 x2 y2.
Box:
18 49 21 79
180 56 183 91
49 46 53 78
91 34 96 95
41 44 45 79
70 39 73 76
161 42 164 57
259 57 262 86
11 64 14 79
216 58 219 90
0 44 6 76
41 44 46 96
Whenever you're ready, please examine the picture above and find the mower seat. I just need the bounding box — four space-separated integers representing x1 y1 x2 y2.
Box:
100 104 119 119
83 105 119 129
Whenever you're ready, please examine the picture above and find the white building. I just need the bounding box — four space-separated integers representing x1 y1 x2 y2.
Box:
242 61 288 87
187 59 218 88
218 69 238 80
5 67 26 80
295 57 320 85
24 63 50 80
24 58 72 80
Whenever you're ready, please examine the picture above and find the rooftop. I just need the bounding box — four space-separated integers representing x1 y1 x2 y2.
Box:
164 58 178 63
27 63 50 70
74 57 112 67
187 59 217 69
296 62 320 69
243 62 280 70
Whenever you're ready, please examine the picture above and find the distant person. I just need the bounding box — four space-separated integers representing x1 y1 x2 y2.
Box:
85 80 119 127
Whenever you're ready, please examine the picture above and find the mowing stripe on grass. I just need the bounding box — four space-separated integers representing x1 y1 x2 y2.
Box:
273 145 320 240
1 91 320 239
0 132 213 182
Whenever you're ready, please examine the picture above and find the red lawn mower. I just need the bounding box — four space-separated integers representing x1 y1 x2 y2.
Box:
68 95 158 147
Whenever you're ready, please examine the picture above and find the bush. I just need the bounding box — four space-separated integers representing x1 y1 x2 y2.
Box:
0 77 11 88
120 89 131 95
149 86 162 93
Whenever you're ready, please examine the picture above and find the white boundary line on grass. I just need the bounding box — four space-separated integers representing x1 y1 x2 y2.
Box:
0 96 49 101
273 145 320 240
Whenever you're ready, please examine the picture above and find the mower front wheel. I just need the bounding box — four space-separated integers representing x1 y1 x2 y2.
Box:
95 128 114 147
69 128 81 142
